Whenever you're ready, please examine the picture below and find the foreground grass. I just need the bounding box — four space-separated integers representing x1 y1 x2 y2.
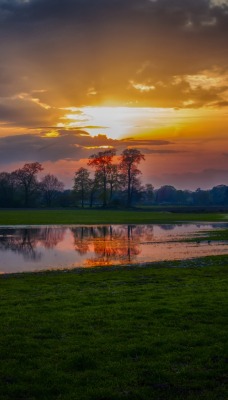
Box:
0 256 227 400
0 209 227 225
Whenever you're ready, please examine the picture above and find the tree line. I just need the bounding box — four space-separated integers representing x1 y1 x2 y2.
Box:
0 163 64 208
0 148 227 208
74 148 144 208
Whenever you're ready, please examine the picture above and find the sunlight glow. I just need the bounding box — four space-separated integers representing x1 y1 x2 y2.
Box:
84 146 114 149
59 106 223 140
43 130 60 138
61 106 178 139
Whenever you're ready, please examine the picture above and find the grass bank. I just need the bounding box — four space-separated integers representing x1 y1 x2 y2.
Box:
0 256 227 400
0 209 227 225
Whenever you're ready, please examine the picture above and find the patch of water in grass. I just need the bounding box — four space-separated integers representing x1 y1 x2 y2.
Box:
0 223 227 273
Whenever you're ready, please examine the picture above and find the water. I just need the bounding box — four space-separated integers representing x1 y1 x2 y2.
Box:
0 224 227 274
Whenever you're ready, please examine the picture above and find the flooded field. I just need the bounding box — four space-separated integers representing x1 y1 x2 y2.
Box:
0 223 227 273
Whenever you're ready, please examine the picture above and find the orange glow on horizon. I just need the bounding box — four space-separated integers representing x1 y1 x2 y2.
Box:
58 105 228 141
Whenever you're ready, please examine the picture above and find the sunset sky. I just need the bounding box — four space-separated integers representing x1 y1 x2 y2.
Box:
0 0 227 189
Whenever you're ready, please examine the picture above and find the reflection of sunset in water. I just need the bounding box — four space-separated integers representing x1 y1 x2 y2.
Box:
73 225 150 266
84 238 141 267
0 224 227 273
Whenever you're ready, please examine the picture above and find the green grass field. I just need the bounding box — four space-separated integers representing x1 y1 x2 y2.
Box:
0 256 227 400
0 209 227 225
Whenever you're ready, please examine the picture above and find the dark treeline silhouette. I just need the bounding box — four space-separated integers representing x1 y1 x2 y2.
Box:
0 149 227 208
0 163 66 208
153 184 228 207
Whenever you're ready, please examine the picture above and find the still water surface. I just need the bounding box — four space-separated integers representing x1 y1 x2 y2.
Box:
0 224 227 273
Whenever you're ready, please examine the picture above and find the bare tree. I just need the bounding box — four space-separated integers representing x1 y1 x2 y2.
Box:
119 149 145 207
14 162 43 207
89 171 102 208
73 167 90 208
41 174 64 207
108 164 122 203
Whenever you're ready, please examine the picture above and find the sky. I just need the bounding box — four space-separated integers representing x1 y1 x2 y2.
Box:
0 0 228 189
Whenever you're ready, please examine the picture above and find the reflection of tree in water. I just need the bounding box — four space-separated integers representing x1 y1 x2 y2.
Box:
0 228 42 261
70 227 89 255
0 227 66 261
71 225 154 266
38 227 65 249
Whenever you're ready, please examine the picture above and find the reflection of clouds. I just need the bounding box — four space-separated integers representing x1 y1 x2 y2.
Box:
0 131 170 165
0 227 66 261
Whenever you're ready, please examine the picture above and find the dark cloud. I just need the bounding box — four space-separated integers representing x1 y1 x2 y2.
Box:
211 100 228 108
134 148 185 155
0 97 62 127
121 138 171 145
0 131 171 165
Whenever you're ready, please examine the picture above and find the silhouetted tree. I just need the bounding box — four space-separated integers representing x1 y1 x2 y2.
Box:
73 167 90 208
119 149 145 207
211 185 228 205
156 185 177 203
88 149 116 207
194 188 211 205
41 174 64 207
59 190 75 208
0 172 17 207
89 171 102 208
108 164 123 203
143 184 154 204
14 162 43 207
130 174 144 204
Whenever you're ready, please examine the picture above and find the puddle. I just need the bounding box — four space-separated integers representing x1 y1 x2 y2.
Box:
0 223 227 273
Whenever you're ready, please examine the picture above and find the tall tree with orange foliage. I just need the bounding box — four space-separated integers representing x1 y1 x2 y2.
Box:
88 149 116 207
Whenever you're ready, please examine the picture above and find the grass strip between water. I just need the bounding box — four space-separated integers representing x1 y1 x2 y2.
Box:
0 209 227 225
